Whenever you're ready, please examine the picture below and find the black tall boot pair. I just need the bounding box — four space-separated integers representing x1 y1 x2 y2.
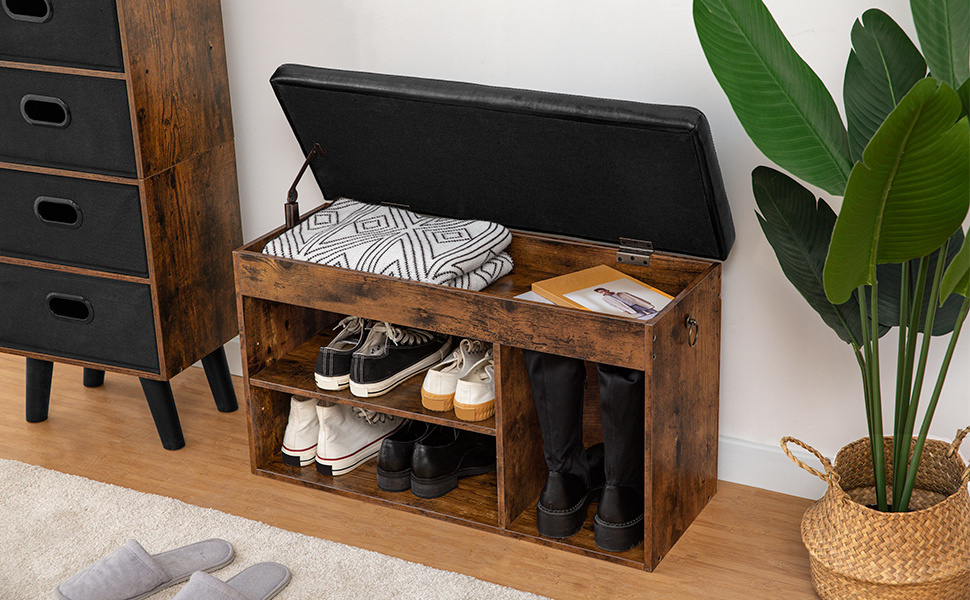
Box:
523 350 645 552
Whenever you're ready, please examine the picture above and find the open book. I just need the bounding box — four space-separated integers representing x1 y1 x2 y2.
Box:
530 264 673 320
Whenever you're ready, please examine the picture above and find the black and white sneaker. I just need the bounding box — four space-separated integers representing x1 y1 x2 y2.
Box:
315 316 372 390
349 322 453 398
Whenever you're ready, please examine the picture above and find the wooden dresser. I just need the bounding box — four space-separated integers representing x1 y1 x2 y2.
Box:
0 0 242 449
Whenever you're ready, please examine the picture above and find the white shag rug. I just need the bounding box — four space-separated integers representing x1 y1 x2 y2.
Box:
0 459 549 600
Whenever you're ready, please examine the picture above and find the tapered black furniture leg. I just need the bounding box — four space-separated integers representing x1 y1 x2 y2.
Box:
139 378 185 450
82 368 105 388
201 346 237 413
25 358 53 423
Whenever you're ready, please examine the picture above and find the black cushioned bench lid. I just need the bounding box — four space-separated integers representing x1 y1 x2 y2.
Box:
271 64 735 261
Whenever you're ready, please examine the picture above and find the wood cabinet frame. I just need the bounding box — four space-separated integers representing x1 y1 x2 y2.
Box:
235 206 722 570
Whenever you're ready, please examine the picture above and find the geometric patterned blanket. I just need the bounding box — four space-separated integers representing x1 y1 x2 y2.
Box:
262 198 514 291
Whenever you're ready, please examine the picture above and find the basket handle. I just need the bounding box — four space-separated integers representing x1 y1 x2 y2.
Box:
946 426 970 457
962 466 970 488
781 437 838 484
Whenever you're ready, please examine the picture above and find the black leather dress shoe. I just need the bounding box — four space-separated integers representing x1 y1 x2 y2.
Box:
536 443 605 539
376 420 435 492
594 484 644 552
410 427 495 498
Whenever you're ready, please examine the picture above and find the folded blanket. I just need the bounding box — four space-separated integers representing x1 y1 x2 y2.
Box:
263 198 513 291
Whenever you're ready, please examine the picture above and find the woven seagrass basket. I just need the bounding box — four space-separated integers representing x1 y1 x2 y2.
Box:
782 428 970 600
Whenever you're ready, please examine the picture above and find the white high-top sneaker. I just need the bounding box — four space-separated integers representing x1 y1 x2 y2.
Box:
315 401 404 476
280 396 320 467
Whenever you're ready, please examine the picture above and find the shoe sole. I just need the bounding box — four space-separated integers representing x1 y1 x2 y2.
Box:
315 422 404 476
421 389 454 411
453 399 495 421
281 447 316 467
536 486 602 539
315 372 350 391
350 343 452 398
593 513 645 552
410 462 496 499
376 467 411 492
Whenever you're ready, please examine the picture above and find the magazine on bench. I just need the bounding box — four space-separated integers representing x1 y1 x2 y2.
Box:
529 264 673 320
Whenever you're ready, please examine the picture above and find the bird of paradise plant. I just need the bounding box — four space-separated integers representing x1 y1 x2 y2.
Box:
694 0 970 511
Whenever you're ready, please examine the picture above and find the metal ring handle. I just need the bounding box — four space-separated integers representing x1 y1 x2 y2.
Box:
685 314 698 347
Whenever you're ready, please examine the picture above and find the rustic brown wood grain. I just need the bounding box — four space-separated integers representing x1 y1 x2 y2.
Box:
234 220 725 571
495 344 545 528
145 143 242 379
644 263 722 569
117 0 234 178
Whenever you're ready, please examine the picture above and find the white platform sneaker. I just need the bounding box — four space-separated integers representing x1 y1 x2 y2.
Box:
453 352 496 422
315 401 404 476
421 339 489 411
280 396 320 467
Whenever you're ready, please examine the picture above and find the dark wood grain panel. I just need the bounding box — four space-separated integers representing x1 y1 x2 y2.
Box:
506 233 711 298
235 250 647 369
144 143 242 379
238 297 337 380
495 344 545 528
117 0 234 177
645 263 721 569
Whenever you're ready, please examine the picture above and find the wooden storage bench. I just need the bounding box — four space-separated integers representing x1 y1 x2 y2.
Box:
235 65 734 571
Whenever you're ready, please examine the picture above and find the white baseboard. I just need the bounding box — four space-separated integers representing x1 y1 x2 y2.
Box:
198 341 826 500
718 436 827 499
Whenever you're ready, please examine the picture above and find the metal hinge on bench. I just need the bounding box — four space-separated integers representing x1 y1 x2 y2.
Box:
617 238 654 267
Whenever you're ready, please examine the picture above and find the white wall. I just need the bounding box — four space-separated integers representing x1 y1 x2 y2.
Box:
218 0 970 498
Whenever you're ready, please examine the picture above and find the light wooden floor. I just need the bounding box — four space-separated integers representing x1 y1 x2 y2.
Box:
0 353 819 599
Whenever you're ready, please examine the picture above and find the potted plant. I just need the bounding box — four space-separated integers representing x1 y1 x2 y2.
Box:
693 0 970 596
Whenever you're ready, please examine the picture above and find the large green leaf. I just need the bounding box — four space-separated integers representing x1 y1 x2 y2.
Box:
959 78 970 117
911 0 970 90
878 229 966 334
941 233 970 298
844 9 927 162
694 0 852 195
824 78 970 304
753 166 872 346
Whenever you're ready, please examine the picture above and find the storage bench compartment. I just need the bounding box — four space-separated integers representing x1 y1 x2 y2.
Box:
0 167 147 276
237 65 733 571
237 226 722 569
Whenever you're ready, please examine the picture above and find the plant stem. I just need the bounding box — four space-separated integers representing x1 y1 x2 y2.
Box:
892 261 910 508
860 284 887 510
870 280 886 510
898 296 970 511
897 257 930 500
898 243 948 511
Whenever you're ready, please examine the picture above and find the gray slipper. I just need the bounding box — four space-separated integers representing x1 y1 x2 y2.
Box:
172 563 291 600
55 539 235 600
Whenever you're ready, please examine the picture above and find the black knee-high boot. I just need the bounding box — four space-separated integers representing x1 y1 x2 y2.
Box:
523 349 605 539
594 363 645 552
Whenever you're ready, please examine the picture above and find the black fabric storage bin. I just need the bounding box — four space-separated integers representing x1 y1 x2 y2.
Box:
0 168 148 276
0 67 136 177
0 263 159 373
0 0 124 72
